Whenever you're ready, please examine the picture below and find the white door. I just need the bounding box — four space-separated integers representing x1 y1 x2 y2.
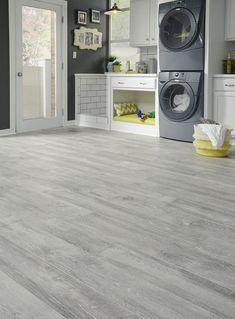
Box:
15 0 63 132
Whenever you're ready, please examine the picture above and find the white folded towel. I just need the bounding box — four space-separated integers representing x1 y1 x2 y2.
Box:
199 124 227 148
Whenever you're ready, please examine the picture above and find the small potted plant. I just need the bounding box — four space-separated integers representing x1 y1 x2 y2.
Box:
107 56 116 72
113 60 122 73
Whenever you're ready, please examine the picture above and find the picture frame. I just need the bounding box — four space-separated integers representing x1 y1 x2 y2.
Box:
74 27 102 51
77 10 87 25
90 9 101 24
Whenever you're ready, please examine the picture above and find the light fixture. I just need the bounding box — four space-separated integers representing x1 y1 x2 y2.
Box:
104 3 123 16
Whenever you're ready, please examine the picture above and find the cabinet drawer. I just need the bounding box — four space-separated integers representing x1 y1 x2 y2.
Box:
112 77 156 89
214 78 235 91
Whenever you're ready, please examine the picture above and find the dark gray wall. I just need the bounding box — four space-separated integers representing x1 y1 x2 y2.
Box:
67 0 109 120
0 0 10 130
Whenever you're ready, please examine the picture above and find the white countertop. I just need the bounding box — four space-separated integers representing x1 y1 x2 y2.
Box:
213 74 235 78
105 72 158 77
75 73 158 77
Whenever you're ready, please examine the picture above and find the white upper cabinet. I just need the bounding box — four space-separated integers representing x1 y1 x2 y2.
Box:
130 0 158 47
150 0 158 46
225 0 235 40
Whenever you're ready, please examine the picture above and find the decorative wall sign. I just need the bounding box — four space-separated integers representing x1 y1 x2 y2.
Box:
77 10 87 25
90 9 101 24
74 27 102 51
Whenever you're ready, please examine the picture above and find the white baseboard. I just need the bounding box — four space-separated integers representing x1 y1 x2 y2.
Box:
0 128 15 137
63 120 77 127
76 114 109 130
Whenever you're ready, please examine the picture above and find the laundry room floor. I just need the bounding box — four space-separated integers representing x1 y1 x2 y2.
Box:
0 127 234 319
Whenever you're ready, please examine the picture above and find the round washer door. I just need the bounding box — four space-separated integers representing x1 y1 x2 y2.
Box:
160 81 196 122
160 7 197 51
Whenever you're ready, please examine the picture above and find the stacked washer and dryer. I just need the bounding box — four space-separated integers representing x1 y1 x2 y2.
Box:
158 0 205 142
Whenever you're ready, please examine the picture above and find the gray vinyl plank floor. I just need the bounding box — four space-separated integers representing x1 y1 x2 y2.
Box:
0 127 234 319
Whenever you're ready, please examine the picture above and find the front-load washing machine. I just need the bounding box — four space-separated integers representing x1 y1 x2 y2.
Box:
159 0 205 71
159 71 204 142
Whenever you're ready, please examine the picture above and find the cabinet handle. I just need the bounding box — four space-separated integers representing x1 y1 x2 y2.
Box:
140 82 147 85
152 38 155 41
146 38 149 41
118 81 125 85
225 84 235 87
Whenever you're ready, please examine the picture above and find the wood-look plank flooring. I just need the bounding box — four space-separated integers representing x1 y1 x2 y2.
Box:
0 127 235 319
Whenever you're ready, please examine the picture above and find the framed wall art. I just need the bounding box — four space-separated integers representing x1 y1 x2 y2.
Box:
90 9 101 24
74 27 102 51
77 10 87 25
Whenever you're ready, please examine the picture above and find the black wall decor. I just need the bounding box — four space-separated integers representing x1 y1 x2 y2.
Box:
0 0 10 130
0 0 109 131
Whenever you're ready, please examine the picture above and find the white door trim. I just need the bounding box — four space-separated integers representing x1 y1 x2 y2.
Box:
8 0 68 135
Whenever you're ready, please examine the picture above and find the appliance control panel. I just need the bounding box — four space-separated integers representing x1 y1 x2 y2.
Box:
173 72 186 80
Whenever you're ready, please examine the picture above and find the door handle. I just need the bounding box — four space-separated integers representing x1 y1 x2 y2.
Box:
17 72 23 77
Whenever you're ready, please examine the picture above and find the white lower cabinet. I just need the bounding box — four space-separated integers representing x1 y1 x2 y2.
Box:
106 74 159 137
213 76 235 136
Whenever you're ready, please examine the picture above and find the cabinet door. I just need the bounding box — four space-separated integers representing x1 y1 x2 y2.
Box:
214 91 235 135
130 0 151 47
150 0 158 46
225 0 235 41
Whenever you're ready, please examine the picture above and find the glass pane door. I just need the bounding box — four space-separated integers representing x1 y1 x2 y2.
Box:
16 0 62 132
22 6 56 120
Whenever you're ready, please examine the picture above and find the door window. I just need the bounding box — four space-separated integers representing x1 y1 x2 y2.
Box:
160 82 195 121
22 6 56 120
160 8 197 50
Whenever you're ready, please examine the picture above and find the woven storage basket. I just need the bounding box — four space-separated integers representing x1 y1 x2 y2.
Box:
193 125 233 157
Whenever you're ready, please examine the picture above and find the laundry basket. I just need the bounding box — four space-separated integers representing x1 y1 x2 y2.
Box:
193 125 233 157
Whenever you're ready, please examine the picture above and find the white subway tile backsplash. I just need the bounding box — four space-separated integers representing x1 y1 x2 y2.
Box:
86 79 97 85
99 79 106 85
147 46 157 55
91 84 98 91
91 96 100 103
80 91 88 98
97 90 106 97
96 103 102 109
80 97 90 103
81 79 87 85
81 84 87 91
77 75 107 117
139 46 158 74
88 91 97 97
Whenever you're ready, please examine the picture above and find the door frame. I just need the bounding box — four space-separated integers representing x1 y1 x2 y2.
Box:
8 0 68 134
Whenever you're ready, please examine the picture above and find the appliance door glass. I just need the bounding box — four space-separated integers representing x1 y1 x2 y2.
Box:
160 8 197 51
160 81 196 121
